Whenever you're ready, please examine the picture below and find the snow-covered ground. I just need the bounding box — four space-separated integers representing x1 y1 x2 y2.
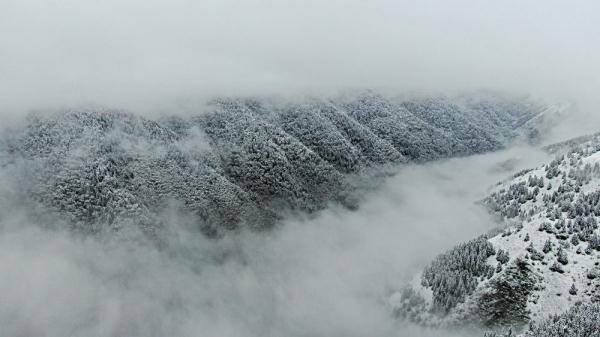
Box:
393 132 600 329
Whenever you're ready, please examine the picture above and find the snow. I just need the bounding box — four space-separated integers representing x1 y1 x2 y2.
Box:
396 131 600 328
0 92 544 235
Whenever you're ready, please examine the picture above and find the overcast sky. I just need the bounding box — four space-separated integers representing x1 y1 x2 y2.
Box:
1 0 599 119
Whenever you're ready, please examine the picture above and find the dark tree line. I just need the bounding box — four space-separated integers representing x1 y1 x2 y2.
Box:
421 236 496 313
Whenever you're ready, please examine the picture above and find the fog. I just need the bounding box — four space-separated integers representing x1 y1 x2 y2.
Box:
0 1 598 336
1 0 600 129
0 144 549 337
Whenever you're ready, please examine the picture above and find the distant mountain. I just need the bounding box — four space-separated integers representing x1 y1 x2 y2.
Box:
394 131 600 334
0 92 549 237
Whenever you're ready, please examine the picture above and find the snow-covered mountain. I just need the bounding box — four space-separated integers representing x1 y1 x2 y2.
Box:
0 92 547 238
393 132 600 334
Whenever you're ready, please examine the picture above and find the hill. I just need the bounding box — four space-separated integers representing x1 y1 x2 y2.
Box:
393 131 600 333
0 92 549 237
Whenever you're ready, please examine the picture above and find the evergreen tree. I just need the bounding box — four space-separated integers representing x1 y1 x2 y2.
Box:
568 283 577 295
543 239 552 254
478 258 536 327
549 261 564 273
496 249 510 264
557 247 569 265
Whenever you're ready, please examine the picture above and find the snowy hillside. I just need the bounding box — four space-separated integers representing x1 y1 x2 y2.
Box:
0 92 547 237
393 132 600 333
484 302 600 337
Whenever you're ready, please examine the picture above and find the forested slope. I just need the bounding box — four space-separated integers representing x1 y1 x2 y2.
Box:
0 92 546 236
394 131 600 335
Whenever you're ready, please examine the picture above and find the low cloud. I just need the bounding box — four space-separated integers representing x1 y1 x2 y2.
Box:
1 0 599 123
0 144 549 337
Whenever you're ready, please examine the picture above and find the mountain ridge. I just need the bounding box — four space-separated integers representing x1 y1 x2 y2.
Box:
0 92 549 238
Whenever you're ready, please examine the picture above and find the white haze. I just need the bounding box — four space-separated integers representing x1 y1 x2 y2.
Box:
0 1 598 336
1 0 600 132
0 145 550 337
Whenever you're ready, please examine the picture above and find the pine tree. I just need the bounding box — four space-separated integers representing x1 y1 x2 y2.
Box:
496 249 510 264
557 247 569 265
543 239 552 254
571 234 580 245
478 258 536 327
549 261 564 273
569 283 577 295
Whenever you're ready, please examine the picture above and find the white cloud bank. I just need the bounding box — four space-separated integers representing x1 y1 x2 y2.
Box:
0 145 549 337
1 0 599 124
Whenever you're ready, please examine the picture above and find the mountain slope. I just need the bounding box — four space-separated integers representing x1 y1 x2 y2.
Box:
484 302 600 337
394 132 600 332
0 92 547 237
